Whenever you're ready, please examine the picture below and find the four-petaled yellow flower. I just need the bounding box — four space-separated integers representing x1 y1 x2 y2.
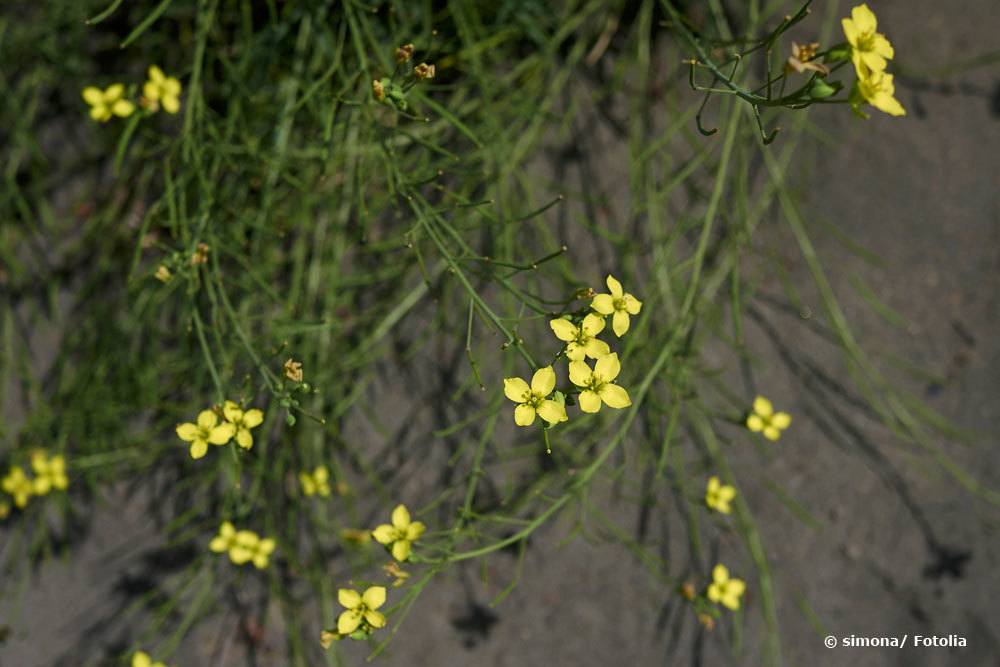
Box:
132 650 167 667
300 466 331 497
210 521 275 568
745 396 791 441
2 467 33 508
503 366 568 427
705 476 736 514
856 70 906 117
590 275 642 337
568 353 632 413
143 65 182 114
842 4 895 76
550 313 610 361
706 564 746 611
30 451 68 495
372 504 425 562
336 586 387 635
222 401 264 450
176 409 236 459
82 84 135 122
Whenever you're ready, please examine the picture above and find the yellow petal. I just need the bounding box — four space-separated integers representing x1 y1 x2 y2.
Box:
143 81 160 102
851 4 877 33
111 99 135 117
222 401 242 423
372 524 396 545
860 50 887 73
162 95 181 114
90 105 110 122
189 439 208 459
579 390 602 413
713 564 729 584
209 423 236 444
391 539 412 561
252 553 270 569
514 403 536 426
337 609 362 635
584 338 610 359
530 366 556 397
148 65 165 83
564 343 586 361
235 429 253 449
606 274 623 298
549 318 577 342
176 423 199 441
594 353 621 382
300 473 316 496
314 466 329 483
719 486 736 502
197 410 218 429
258 538 276 555
164 78 182 96
841 18 859 46
623 294 642 315
581 313 605 335
405 521 426 540
391 504 411 529
537 400 567 424
209 536 229 552
763 426 781 441
242 409 264 428
728 578 746 597
82 87 103 105
220 522 235 538
133 652 152 667
362 585 387 610
612 310 629 336
364 609 387 628
338 588 362 609
33 478 52 495
871 91 905 116
707 582 722 603
874 35 894 59
599 383 631 409
746 414 764 432
105 83 125 101
591 294 615 315
503 377 530 402
771 412 792 429
707 476 720 493
752 396 773 418
568 360 592 387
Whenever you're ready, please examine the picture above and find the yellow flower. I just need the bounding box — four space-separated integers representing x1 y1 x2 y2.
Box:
142 65 182 114
228 530 260 566
249 535 276 569
81 84 135 122
550 313 610 361
336 586 387 635
372 504 425 562
856 70 906 117
705 476 736 514
590 275 642 337
841 4 895 76
299 466 331 497
154 265 172 283
176 409 236 459
503 366 568 427
132 650 167 667
745 396 791 441
222 401 264 449
2 466 33 508
211 522 275 568
30 451 68 495
706 564 746 611
568 353 632 413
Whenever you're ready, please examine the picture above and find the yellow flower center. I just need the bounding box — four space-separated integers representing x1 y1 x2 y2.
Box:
612 297 626 311
856 32 876 52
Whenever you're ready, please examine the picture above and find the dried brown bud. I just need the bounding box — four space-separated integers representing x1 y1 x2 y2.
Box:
190 242 210 265
372 78 386 101
395 43 415 63
284 358 304 382
413 62 436 80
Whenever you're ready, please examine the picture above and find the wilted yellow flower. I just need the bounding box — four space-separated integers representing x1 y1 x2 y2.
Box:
550 313 610 361
503 366 568 427
842 4 894 76
568 353 632 413
372 504 425 562
382 561 410 587
590 275 642 337
2 467 33 508
413 63 435 79
222 401 264 449
395 43 415 63
30 452 68 495
372 79 386 102
707 564 746 611
154 265 172 283
299 466 331 497
132 651 167 667
705 476 736 514
745 396 791 441
284 358 303 382
142 65 182 114
82 84 135 122
176 409 236 459
856 70 906 117
786 41 829 75
190 242 210 265
336 586 387 635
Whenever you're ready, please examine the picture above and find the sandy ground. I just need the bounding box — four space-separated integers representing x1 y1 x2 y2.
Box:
2 1 998 665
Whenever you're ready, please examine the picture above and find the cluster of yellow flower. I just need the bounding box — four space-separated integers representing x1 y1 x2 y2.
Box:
82 65 182 123
0 451 68 517
505 275 641 428
175 401 264 459
132 650 168 667
209 521 276 569
842 4 904 117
